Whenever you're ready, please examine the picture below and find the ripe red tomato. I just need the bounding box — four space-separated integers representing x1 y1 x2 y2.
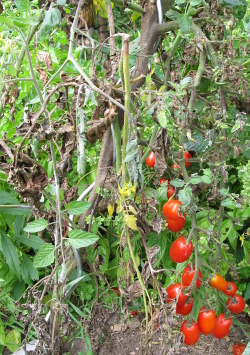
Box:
131 310 138 317
176 298 193 315
213 314 232 339
180 320 200 346
209 273 228 291
227 294 245 314
233 343 247 355
163 199 184 220
146 152 155 168
160 178 167 184
197 307 217 335
182 263 203 289
183 151 192 167
166 283 188 306
169 236 193 263
171 163 181 171
111 287 120 297
223 282 237 297
167 216 186 232
167 184 175 199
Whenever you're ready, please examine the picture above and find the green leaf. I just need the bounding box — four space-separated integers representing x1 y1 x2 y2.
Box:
190 176 202 185
228 230 238 251
23 219 48 233
221 197 237 209
0 206 31 216
177 14 192 33
15 0 31 12
0 232 21 279
157 110 168 129
5 329 21 353
66 230 99 249
39 8 61 38
218 0 247 7
21 254 39 283
244 282 250 301
201 175 212 184
190 0 202 5
65 274 90 294
0 192 19 204
65 201 91 215
231 121 241 133
179 185 192 206
186 132 211 152
15 234 44 250
33 243 54 268
0 318 6 346
170 178 185 187
57 0 66 5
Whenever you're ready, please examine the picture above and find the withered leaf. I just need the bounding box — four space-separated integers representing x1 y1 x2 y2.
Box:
151 128 170 176
36 65 49 84
37 51 52 71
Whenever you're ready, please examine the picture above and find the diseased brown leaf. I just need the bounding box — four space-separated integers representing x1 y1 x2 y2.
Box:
151 128 170 176
36 65 49 84
37 51 52 71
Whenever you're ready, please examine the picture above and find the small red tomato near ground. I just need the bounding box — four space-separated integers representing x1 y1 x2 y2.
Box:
176 298 193 316
167 184 175 199
146 151 155 168
197 307 217 335
180 320 200 346
183 151 192 167
111 287 120 297
182 263 203 289
163 199 184 220
223 282 237 297
166 283 188 306
227 294 245 314
209 273 228 291
170 236 193 263
167 216 186 232
131 310 138 317
213 313 232 339
160 178 167 184
233 343 247 355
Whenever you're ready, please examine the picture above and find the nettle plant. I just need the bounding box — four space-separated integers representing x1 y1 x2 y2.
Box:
0 0 249 353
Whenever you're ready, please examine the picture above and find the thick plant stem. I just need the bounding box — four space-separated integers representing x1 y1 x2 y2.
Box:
125 226 148 347
164 30 182 88
121 35 131 185
113 117 122 172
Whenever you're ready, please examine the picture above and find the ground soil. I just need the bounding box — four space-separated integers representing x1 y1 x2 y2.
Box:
62 303 250 355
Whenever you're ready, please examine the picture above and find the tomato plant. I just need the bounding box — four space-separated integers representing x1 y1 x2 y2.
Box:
166 283 188 306
182 264 203 289
209 273 228 291
146 152 155 168
233 343 247 355
227 294 245 314
197 307 217 335
167 216 186 232
223 282 237 297
180 320 200 346
167 184 175 199
176 298 193 316
169 236 193 263
183 151 192 168
213 314 232 339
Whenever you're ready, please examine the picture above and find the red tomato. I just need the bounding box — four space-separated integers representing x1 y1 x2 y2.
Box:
227 294 245 314
167 216 186 232
209 273 228 291
176 298 193 316
131 310 138 317
111 287 120 297
182 263 203 289
213 314 232 339
167 185 175 199
170 236 193 263
183 151 192 167
163 199 184 220
160 178 167 184
166 283 188 306
180 320 200 346
171 163 181 171
233 343 247 355
223 282 237 297
146 152 155 168
197 307 217 335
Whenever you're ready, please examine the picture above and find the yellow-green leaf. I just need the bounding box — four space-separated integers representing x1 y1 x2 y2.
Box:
108 203 114 217
124 214 137 231
5 330 21 352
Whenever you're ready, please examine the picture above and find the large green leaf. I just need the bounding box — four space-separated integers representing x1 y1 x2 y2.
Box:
66 230 99 249
0 318 5 346
15 0 31 12
0 192 19 204
15 234 44 250
33 243 54 268
177 14 192 33
5 330 21 353
0 232 21 279
39 8 61 38
21 254 39 283
65 201 91 215
0 206 30 216
23 219 48 233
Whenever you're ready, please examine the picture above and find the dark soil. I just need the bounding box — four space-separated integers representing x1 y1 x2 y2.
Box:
62 303 250 355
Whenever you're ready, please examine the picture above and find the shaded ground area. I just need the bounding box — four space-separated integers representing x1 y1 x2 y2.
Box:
62 304 249 355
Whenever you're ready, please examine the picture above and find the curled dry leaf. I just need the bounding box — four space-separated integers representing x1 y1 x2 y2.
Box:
36 65 49 85
151 128 170 176
37 51 52 71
